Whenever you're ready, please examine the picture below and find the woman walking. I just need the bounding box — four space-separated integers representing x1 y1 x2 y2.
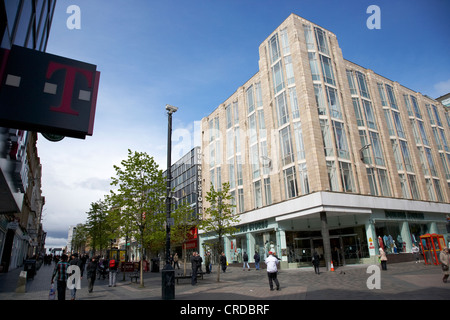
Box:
440 247 449 283
86 257 98 293
378 247 387 270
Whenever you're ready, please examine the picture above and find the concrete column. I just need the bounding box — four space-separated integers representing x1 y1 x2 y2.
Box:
277 228 288 268
365 220 377 256
320 212 332 271
401 221 412 253
248 232 255 262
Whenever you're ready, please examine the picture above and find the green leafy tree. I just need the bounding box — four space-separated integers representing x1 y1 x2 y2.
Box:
109 149 166 287
199 182 238 282
85 199 110 256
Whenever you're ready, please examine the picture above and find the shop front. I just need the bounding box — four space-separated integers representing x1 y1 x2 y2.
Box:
198 192 450 269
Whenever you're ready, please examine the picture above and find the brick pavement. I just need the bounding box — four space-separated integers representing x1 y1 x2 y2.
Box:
0 260 448 302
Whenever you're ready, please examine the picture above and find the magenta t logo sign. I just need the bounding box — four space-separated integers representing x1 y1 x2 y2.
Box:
0 46 100 139
46 61 94 116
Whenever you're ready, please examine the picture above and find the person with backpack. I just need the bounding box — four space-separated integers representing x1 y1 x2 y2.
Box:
108 256 118 287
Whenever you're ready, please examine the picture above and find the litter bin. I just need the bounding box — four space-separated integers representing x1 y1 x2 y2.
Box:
151 258 160 273
24 260 36 279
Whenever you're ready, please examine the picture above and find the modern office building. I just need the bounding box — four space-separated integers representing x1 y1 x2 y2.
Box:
0 0 56 272
199 13 450 269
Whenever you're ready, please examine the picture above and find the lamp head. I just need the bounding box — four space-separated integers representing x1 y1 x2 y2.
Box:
165 104 178 113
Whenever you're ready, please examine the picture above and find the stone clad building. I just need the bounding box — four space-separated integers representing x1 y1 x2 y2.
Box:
198 13 450 269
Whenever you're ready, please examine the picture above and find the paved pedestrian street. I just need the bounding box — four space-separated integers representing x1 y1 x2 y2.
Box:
0 261 448 303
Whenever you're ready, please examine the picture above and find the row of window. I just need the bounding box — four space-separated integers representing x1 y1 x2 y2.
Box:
1 0 55 51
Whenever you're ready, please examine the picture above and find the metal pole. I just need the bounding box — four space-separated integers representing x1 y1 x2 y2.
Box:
162 105 176 299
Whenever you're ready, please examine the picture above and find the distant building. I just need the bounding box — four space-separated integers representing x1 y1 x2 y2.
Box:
199 13 450 269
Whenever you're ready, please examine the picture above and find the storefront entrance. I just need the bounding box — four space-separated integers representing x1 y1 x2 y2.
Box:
289 233 366 267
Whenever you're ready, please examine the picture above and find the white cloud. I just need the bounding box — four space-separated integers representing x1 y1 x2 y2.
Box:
434 79 450 98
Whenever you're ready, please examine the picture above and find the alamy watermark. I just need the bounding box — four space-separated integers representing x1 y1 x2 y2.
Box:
366 5 381 30
66 5 81 30
366 265 381 289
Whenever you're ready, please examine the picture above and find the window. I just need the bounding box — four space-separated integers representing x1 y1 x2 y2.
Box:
418 121 429 146
280 28 290 54
255 82 263 108
314 27 329 55
403 95 414 117
238 188 245 213
425 147 437 176
356 71 370 99
285 55 295 85
289 87 300 119
327 161 339 191
400 140 414 172
399 174 410 198
370 131 385 166
408 174 420 200
280 126 294 166
254 180 262 208
276 92 289 127
377 169 391 196
392 111 405 138
410 95 422 119
308 52 320 81
362 100 377 130
326 86 342 119
320 55 335 86
377 83 388 107
293 121 306 160
333 121 350 159
385 84 398 110
283 166 298 199
264 178 272 205
359 130 372 164
303 24 315 50
432 105 442 127
226 104 232 129
298 162 310 195
272 61 285 94
246 85 255 114
251 144 260 179
320 119 334 156
367 168 378 195
384 109 395 136
269 33 280 63
353 98 364 126
314 84 327 115
339 161 355 192
346 70 357 95
391 139 404 171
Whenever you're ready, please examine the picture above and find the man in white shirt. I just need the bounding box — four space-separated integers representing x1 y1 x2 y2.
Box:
265 251 280 291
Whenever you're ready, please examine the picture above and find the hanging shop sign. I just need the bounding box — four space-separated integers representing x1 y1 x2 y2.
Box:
0 46 100 139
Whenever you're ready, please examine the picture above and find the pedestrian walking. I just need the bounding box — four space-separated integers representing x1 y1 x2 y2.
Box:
412 244 421 263
440 247 450 283
220 252 227 273
191 251 201 285
68 253 83 300
254 251 260 270
173 253 180 269
51 254 69 301
265 251 280 291
242 251 250 271
108 256 118 287
312 251 320 274
378 247 387 270
205 252 211 274
86 257 98 293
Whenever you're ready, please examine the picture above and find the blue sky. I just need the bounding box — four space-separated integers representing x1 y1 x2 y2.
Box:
39 0 450 249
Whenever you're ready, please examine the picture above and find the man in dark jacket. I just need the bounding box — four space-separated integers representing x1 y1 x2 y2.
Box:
254 251 261 270
191 252 201 285
86 257 98 293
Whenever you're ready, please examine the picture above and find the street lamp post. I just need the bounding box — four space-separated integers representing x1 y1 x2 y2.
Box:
162 104 177 300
